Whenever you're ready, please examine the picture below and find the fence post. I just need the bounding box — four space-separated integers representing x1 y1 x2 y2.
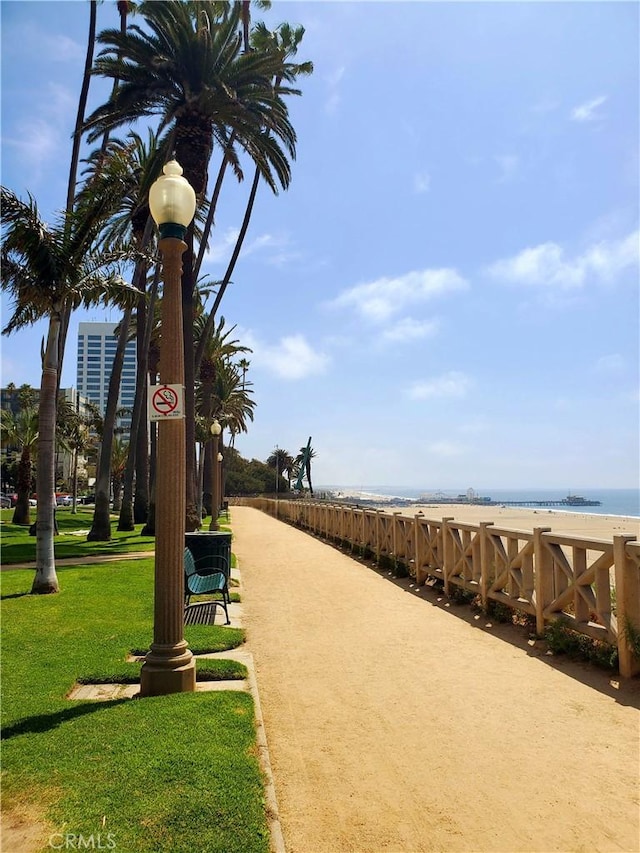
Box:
533 527 553 636
414 515 426 585
441 517 455 595
614 535 640 678
479 522 495 610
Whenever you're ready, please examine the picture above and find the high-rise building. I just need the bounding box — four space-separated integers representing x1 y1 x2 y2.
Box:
76 322 137 435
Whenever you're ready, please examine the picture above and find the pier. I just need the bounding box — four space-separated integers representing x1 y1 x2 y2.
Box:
497 498 602 507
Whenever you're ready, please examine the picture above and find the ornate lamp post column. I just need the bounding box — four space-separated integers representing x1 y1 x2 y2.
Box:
140 160 196 697
209 419 221 531
217 452 224 519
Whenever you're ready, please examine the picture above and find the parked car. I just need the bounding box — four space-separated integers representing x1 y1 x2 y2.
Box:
0 494 11 508
56 494 72 506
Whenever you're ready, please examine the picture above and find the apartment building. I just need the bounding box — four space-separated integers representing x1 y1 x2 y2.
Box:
76 322 137 436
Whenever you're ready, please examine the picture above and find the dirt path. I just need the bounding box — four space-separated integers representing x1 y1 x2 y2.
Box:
232 507 640 853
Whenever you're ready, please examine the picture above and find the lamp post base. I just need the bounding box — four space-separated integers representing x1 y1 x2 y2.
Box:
140 642 196 697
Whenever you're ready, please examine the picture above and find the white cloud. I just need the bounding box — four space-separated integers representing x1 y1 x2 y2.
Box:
244 333 329 380
329 268 468 323
3 83 77 182
205 227 241 263
381 318 438 343
570 95 607 122
413 171 431 194
406 371 470 400
205 229 295 266
486 230 639 289
4 117 60 179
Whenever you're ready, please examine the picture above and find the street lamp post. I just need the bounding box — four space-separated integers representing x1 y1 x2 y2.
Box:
209 419 221 531
140 160 197 697
217 452 224 520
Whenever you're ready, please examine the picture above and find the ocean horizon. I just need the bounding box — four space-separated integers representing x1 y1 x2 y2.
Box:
317 486 640 520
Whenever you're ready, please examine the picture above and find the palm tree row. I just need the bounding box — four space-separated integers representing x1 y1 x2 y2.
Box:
1 1 312 592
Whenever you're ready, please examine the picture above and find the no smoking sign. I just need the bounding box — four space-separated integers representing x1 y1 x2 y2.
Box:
148 384 185 421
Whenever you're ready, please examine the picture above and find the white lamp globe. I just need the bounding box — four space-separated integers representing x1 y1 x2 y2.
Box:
149 160 196 239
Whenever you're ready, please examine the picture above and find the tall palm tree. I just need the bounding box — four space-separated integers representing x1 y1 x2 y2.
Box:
194 20 312 372
85 0 301 531
57 0 99 392
1 186 139 593
80 132 165 536
1 407 39 526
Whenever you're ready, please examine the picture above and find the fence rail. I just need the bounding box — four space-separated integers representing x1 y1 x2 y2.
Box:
232 498 640 677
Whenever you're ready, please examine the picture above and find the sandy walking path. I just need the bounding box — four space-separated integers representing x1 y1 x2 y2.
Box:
232 506 640 853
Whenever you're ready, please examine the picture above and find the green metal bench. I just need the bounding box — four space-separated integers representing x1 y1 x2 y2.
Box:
184 546 230 624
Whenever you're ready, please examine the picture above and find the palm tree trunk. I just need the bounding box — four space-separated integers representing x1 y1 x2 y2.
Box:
87 309 132 541
118 233 157 531
181 233 200 532
57 0 98 391
194 164 261 375
12 448 32 526
141 353 159 536
32 313 61 594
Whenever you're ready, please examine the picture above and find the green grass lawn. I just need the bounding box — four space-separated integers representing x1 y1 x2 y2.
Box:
0 507 156 564
1 516 270 853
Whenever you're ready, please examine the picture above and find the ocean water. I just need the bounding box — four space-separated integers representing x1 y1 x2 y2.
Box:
319 486 640 519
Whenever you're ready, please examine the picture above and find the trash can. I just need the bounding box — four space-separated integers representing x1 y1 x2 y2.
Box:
185 531 232 570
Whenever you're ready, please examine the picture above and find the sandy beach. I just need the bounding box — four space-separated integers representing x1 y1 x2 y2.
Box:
374 501 639 540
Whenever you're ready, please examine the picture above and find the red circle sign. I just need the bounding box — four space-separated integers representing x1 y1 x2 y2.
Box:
152 386 178 415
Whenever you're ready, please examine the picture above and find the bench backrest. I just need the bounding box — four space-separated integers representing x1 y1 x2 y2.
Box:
184 547 197 578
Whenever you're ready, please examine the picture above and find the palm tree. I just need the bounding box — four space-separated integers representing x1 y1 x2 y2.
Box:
195 315 253 511
267 447 294 491
1 406 39 526
56 398 96 514
87 310 133 540
110 437 129 512
1 187 139 593
194 20 312 372
79 133 165 537
85 0 301 531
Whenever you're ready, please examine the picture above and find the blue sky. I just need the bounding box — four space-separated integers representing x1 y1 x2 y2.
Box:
1 0 638 490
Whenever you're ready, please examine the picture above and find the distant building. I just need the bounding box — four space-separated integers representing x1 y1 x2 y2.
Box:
76 321 137 437
1 386 92 491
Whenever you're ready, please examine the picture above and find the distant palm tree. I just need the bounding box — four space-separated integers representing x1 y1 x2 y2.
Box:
110 437 129 512
56 398 97 514
1 406 38 526
267 448 294 489
1 187 139 593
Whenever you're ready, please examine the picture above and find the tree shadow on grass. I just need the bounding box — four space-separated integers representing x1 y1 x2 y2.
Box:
1 698 130 741
0 591 30 600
